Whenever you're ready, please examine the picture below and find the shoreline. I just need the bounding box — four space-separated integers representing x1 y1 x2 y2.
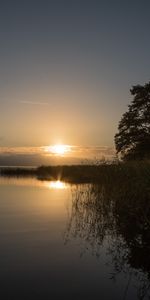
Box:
0 161 150 184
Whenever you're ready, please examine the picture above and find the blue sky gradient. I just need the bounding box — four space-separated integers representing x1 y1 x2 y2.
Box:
0 0 150 151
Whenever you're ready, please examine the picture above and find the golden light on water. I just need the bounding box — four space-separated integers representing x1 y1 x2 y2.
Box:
44 180 68 189
45 144 71 156
0 178 68 190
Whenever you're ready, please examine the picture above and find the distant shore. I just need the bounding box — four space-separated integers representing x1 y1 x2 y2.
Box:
0 161 150 184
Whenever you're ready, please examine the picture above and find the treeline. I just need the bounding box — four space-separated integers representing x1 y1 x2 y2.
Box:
1 161 150 184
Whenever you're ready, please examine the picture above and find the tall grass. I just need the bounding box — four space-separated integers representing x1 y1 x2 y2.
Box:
64 162 150 299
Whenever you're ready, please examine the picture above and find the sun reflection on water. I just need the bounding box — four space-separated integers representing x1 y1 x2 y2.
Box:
44 180 68 189
0 178 68 190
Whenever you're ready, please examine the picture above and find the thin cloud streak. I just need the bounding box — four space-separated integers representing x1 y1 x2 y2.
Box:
19 101 49 106
0 145 115 166
0 147 44 155
0 146 115 158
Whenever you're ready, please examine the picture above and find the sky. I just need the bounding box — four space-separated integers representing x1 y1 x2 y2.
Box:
0 0 150 164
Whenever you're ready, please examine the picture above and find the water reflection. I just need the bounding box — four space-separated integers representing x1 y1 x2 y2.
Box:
0 177 68 190
64 184 150 299
44 180 68 189
0 176 150 299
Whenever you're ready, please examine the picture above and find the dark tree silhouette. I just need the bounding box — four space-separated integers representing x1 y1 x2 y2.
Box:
115 82 150 160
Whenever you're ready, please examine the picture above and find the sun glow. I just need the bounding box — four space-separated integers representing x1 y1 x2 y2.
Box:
46 144 71 156
44 180 67 189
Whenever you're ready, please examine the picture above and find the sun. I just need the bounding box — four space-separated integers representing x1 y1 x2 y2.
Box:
47 144 71 156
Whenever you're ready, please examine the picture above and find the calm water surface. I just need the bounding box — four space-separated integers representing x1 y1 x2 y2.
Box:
0 177 149 299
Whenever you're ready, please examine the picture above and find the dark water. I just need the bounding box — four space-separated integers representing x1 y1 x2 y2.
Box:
0 178 149 300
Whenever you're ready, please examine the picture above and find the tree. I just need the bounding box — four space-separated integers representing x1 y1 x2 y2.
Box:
115 82 150 160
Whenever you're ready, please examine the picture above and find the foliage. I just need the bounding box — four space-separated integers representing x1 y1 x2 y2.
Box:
115 82 150 160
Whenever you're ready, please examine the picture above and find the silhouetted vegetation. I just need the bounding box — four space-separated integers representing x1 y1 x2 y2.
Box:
1 161 150 185
64 177 150 299
0 165 104 182
115 82 150 161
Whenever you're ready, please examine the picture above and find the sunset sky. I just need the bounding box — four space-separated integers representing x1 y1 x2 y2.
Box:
0 0 150 164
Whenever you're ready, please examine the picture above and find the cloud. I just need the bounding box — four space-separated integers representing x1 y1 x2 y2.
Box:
0 146 115 166
19 101 49 106
0 146 115 157
71 145 115 157
0 147 43 155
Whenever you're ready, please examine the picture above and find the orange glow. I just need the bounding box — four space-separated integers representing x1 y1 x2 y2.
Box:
0 178 68 190
44 180 68 189
46 144 71 156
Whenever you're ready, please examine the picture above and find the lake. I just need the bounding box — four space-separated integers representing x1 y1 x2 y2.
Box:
0 177 149 299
